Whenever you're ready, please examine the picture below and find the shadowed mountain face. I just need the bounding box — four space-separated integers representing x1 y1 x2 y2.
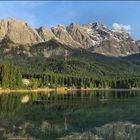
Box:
0 18 139 57
0 38 139 78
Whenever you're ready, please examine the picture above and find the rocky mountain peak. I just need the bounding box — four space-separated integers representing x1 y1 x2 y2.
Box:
37 26 55 42
85 22 106 29
57 24 66 29
68 22 80 28
135 40 140 52
51 24 74 43
67 23 93 48
51 24 67 33
0 18 139 56
0 18 43 45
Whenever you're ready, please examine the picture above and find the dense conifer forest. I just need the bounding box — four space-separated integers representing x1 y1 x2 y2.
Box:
0 64 22 89
0 49 140 89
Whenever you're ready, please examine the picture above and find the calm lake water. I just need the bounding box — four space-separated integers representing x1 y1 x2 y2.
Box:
0 90 140 140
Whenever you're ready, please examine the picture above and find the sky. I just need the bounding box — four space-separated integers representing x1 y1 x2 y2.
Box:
0 1 140 39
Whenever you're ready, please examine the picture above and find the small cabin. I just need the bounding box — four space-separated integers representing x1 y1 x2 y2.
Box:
22 78 30 86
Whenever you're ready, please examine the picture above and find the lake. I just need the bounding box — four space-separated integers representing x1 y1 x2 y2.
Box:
0 90 140 140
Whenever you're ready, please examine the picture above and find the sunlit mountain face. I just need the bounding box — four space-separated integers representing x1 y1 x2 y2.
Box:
0 19 139 57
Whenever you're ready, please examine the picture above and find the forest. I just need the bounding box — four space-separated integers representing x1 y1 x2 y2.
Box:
0 51 140 90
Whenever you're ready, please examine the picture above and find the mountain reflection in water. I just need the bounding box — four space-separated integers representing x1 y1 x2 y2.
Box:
0 90 139 140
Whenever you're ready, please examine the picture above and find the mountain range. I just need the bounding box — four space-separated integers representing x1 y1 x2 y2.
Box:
0 18 139 58
0 18 140 78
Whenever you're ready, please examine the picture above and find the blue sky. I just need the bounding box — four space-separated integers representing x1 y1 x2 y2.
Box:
0 1 140 39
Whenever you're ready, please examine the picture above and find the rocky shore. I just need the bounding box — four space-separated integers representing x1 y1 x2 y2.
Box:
0 121 139 140
59 122 140 140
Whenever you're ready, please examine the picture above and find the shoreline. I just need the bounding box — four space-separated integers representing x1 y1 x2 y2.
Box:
0 87 140 93
0 88 55 93
68 88 140 91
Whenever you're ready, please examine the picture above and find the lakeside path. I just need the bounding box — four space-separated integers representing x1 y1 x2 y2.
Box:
0 87 140 93
0 88 55 93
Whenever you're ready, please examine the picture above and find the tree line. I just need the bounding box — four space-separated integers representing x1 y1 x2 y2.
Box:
0 64 140 89
23 73 140 89
0 64 22 89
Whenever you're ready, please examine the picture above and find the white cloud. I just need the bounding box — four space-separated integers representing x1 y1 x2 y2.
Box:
112 23 131 33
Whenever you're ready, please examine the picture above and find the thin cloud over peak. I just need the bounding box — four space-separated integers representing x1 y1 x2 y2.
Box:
112 23 131 33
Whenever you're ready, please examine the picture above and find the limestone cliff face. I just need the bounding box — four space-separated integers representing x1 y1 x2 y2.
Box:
136 40 140 52
51 24 82 48
0 19 43 44
89 31 137 56
0 18 139 57
67 22 138 56
67 23 93 48
51 24 74 43
37 26 55 42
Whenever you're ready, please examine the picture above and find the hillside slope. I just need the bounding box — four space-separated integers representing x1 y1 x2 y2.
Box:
0 39 139 79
